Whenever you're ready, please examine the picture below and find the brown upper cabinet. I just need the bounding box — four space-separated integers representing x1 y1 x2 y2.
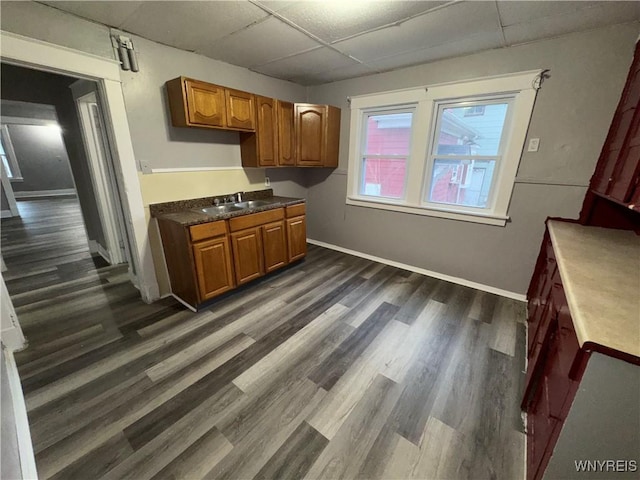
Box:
240 96 278 167
295 104 340 168
242 102 340 168
241 98 298 168
225 88 256 130
167 76 340 167
277 100 296 166
166 77 255 132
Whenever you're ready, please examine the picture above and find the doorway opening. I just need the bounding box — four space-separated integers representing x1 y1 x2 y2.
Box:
0 63 131 294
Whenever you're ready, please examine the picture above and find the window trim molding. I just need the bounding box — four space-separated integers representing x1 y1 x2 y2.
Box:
0 125 23 181
346 70 541 227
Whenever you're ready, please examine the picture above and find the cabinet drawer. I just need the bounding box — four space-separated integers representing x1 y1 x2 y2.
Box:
229 208 284 232
286 203 305 218
189 221 227 242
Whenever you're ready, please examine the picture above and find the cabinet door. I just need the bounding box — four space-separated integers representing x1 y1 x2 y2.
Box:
225 88 255 131
184 79 226 127
591 43 640 200
262 220 288 273
256 96 277 166
192 236 234 301
277 100 296 166
295 104 327 166
231 227 264 285
608 105 640 202
286 215 307 262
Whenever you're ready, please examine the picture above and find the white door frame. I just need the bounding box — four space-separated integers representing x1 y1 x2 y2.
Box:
74 90 127 265
0 30 159 302
0 162 20 218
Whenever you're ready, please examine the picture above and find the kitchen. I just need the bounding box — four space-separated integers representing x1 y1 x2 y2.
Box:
0 2 639 480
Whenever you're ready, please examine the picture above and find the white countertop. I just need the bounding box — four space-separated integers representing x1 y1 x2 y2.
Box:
548 220 640 360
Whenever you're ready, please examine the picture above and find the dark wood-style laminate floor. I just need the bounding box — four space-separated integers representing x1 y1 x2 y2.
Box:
3 198 527 480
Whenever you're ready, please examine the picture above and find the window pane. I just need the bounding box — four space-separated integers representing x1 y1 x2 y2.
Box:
361 157 406 199
364 112 412 156
434 102 509 156
1 155 12 178
427 158 496 208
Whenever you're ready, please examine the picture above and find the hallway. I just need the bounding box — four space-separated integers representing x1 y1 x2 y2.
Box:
1 196 119 296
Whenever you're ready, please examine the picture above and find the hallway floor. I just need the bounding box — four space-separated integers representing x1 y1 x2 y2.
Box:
1 197 117 297
3 197 527 480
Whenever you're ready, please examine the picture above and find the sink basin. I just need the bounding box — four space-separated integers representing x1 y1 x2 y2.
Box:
196 204 244 215
234 200 271 209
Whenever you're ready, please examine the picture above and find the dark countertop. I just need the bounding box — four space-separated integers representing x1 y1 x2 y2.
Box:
151 191 305 227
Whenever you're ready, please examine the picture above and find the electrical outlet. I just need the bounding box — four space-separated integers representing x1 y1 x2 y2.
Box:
265 176 270 187
527 138 540 152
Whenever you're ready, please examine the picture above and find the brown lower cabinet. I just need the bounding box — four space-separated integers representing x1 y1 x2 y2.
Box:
286 215 307 262
263 220 288 273
192 236 235 301
230 227 264 285
157 203 306 309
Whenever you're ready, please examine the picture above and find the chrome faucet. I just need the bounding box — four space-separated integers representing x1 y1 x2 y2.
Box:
236 192 243 202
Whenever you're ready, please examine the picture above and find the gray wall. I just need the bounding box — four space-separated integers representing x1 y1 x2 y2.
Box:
306 23 639 295
1 187 9 211
0 0 115 59
7 124 75 193
0 63 107 248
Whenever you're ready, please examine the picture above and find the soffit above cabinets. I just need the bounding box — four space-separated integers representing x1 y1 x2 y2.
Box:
38 0 640 86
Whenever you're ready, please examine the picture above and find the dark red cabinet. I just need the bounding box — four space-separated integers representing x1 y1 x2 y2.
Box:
584 41 640 212
523 225 590 480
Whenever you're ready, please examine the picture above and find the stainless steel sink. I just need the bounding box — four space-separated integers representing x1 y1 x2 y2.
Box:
234 200 271 209
196 205 244 215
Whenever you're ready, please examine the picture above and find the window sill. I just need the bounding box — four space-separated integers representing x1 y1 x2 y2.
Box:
346 196 509 226
9 177 23 183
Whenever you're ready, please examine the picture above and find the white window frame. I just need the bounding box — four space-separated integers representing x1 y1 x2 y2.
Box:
359 105 415 200
0 125 23 181
346 71 540 226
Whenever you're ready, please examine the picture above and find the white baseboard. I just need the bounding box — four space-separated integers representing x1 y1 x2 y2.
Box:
1 209 14 218
14 189 76 198
307 238 527 302
3 348 38 480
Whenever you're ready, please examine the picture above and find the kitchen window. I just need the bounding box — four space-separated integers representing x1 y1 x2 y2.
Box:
360 109 414 200
346 71 541 226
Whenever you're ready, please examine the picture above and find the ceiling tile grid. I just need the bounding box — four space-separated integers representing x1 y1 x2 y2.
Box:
34 0 640 86
252 46 359 81
196 16 320 68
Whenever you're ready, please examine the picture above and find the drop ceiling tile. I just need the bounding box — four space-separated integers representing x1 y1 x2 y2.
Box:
275 0 448 43
252 47 359 80
364 31 504 72
504 2 640 45
300 63 379 85
38 1 145 27
119 1 270 51
333 1 502 63
497 1 603 27
197 17 320 68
